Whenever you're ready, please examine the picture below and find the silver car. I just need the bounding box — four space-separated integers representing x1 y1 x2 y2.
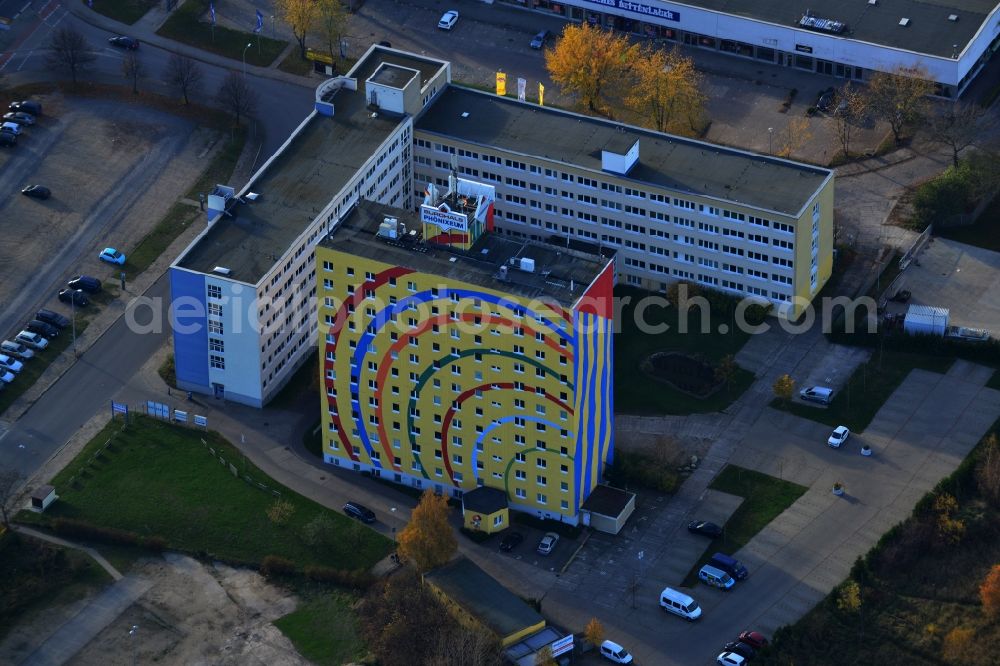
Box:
536 531 559 555
15 330 48 350
1 340 34 359
0 353 24 373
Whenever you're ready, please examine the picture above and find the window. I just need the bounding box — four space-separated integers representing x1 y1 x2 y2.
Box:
208 320 223 334
210 354 225 369
207 285 222 299
208 303 223 317
209 338 224 352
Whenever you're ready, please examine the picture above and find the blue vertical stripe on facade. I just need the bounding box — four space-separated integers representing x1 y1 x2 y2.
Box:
595 316 608 482
604 317 615 466
572 315 585 511
170 268 210 389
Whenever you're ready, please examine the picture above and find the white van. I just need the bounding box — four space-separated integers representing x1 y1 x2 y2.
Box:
698 564 735 590
659 587 702 620
599 640 633 664
799 386 833 405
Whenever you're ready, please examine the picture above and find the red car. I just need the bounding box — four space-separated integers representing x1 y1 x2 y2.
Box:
738 631 768 650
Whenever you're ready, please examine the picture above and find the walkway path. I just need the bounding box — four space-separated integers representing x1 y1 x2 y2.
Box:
13 525 123 580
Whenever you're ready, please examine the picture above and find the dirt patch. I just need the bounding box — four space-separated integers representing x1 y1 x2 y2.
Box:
2 553 307 665
640 351 722 398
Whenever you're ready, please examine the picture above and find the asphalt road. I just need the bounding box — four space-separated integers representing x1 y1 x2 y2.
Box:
0 273 170 476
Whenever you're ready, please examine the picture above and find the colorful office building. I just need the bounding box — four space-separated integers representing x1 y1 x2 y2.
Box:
316 190 616 524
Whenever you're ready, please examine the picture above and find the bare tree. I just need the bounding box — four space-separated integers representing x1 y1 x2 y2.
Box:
865 66 934 144
216 71 257 126
928 100 994 167
833 82 866 159
122 52 144 95
46 26 95 85
164 54 203 106
0 469 25 528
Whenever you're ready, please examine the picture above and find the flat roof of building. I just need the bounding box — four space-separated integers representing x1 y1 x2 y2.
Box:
321 200 612 307
462 486 509 514
175 48 448 283
581 484 635 518
687 0 993 58
424 557 545 640
417 86 831 218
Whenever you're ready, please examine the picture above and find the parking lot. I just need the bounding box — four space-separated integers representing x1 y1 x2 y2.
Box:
0 92 218 343
883 237 1000 332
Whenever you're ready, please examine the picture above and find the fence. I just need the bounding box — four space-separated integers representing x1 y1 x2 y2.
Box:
130 400 208 430
899 223 933 271
200 438 282 498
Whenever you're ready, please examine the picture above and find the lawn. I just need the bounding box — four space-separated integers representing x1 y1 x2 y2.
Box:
274 592 366 665
614 286 755 415
0 531 112 641
157 0 286 68
277 50 316 77
771 349 955 432
33 417 392 570
757 422 1000 666
681 465 807 587
0 318 91 415
83 0 155 25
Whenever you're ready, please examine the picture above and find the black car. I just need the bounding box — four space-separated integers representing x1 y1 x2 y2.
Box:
108 35 140 50
58 289 89 307
26 320 60 338
530 30 550 49
0 133 14 148
687 520 723 538
36 309 71 329
816 87 835 112
499 531 524 552
68 275 102 294
21 185 50 200
9 100 42 116
723 641 757 660
343 501 376 523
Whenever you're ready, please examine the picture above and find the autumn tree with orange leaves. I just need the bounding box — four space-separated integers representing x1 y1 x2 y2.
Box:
980 564 1000 616
624 44 705 135
545 23 637 118
397 490 457 571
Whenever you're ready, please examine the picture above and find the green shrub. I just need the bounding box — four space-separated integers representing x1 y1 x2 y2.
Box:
51 518 141 546
303 565 373 588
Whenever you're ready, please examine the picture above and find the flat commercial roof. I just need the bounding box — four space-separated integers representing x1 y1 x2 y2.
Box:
424 558 545 639
685 0 994 58
176 47 448 283
321 200 611 307
418 86 831 218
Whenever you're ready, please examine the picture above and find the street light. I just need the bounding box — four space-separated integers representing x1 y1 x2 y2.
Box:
242 42 252 77
129 625 139 666
767 127 774 155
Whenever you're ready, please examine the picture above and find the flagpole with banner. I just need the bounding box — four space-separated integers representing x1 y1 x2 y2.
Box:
496 71 506 97
517 77 526 102
209 2 216 43
539 82 544 107
254 9 263 54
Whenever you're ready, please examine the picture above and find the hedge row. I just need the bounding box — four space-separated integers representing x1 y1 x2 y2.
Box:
51 517 167 551
260 555 374 588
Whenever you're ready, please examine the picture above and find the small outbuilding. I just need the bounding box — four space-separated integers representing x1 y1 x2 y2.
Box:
461 486 509 535
580 484 636 535
904 305 949 337
30 485 57 512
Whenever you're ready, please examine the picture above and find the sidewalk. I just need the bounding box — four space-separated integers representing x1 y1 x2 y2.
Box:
13 524 123 580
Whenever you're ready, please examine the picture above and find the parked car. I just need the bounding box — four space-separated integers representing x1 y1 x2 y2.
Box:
530 30 551 49
108 35 140 49
16 330 49 350
99 247 126 265
0 370 14 384
599 639 633 664
0 132 15 147
1 340 34 359
437 10 459 30
717 651 746 666
738 631 769 650
536 531 559 555
68 275 102 293
799 385 833 405
26 320 60 338
0 354 24 373
816 87 835 112
3 111 35 126
36 309 71 329
343 501 376 523
660 587 702 620
9 100 42 115
21 185 51 200
499 531 524 552
710 552 749 580
2 121 21 136
723 641 757 660
698 564 735 589
58 289 89 307
688 520 723 538
828 425 850 448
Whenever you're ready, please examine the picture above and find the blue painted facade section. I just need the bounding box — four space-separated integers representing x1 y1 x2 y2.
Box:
169 268 210 389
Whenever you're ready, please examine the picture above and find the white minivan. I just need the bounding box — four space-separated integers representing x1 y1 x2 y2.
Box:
659 587 702 620
599 639 633 664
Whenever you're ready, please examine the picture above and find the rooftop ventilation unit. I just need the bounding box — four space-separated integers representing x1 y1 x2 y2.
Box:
868 0 877 5
519 257 536 273
899 17 910 26
212 266 232 276
799 12 846 34
948 14 958 21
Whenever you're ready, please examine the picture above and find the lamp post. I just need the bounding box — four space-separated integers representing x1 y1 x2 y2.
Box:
242 42 252 77
129 624 139 666
767 127 774 154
